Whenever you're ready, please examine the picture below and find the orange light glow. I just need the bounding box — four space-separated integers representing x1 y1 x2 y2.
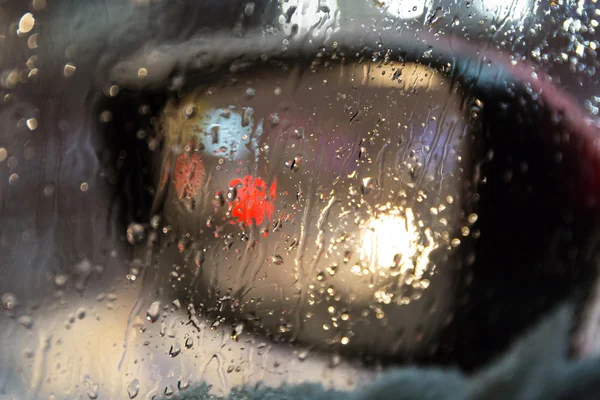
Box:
174 153 205 200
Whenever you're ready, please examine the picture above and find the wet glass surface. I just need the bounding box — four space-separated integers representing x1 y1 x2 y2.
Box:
0 0 599 399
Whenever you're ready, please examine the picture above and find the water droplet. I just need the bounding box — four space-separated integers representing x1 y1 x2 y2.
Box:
185 337 193 349
177 238 188 253
244 2 255 16
19 315 33 329
329 353 341 368
468 213 478 224
271 255 283 265
226 186 237 202
146 301 161 322
83 376 99 399
18 13 35 34
183 105 196 119
54 274 68 288
291 128 304 140
326 265 338 276
7 156 17 168
210 125 219 144
127 379 140 399
359 146 367 160
169 342 181 357
8 173 19 185
214 192 225 207
343 251 352 264
269 113 280 126
126 223 145 245
99 110 112 123
246 88 256 97
80 182 89 192
361 177 373 194
241 107 253 127
63 63 76 78
164 385 174 396
106 293 118 302
172 299 181 310
27 33 38 49
0 148 6 162
107 85 120 97
231 322 244 341
297 348 309 361
288 156 302 172
76 307 86 319
178 379 190 391
43 184 55 197
26 118 37 130
2 293 17 310
220 108 231 119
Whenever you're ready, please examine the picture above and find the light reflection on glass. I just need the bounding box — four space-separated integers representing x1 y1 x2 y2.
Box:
474 0 535 21
376 0 428 20
279 0 340 38
360 206 437 303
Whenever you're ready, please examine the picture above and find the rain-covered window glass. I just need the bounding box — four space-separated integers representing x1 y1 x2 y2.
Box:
1 1 600 399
